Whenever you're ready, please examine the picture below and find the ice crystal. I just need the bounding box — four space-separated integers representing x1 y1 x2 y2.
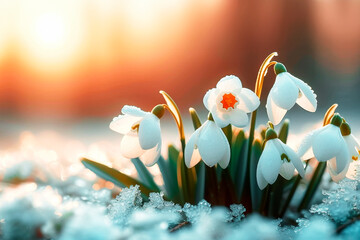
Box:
107 185 143 227
0 185 58 240
227 204 246 223
143 192 182 224
224 214 280 240
294 217 336 240
58 204 120 240
182 200 212 224
310 179 360 224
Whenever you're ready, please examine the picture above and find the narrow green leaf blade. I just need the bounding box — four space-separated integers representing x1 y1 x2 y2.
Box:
131 158 160 192
278 119 290 143
81 158 155 196
249 139 263 211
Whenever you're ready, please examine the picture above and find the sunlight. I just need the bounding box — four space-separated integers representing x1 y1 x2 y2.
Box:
16 0 86 75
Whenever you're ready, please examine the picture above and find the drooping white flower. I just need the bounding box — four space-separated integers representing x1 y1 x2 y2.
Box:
297 114 350 182
203 75 260 128
328 122 360 181
256 128 305 190
109 105 164 166
266 63 317 125
184 120 230 168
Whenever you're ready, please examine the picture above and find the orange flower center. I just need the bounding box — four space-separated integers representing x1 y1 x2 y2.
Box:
221 93 238 110
352 156 358 161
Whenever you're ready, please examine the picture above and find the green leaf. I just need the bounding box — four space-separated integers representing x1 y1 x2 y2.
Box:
177 153 197 204
189 108 202 130
249 139 263 211
157 156 179 201
131 158 160 192
81 158 156 196
278 119 290 143
230 130 246 180
222 124 232 145
235 139 249 200
168 145 179 179
195 162 205 203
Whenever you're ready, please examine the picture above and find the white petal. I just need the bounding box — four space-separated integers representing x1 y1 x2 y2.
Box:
270 73 298 110
344 134 360 159
281 141 305 177
296 128 322 159
184 127 202 168
203 88 218 111
327 158 349 183
138 114 161 150
279 162 295 180
217 130 231 168
312 125 342 161
121 105 147 117
256 163 268 190
235 88 260 113
259 140 282 184
120 132 145 159
216 75 242 92
266 93 287 125
334 145 350 173
110 115 141 134
228 108 249 128
140 142 161 167
197 121 228 167
290 74 317 112
211 106 229 128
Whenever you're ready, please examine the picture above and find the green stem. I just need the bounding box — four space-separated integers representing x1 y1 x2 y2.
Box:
297 161 326 212
260 184 271 216
279 160 310 217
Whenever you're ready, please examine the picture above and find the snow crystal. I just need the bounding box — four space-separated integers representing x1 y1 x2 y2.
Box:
310 179 360 224
182 200 212 224
227 204 246 223
58 204 120 240
107 185 143 227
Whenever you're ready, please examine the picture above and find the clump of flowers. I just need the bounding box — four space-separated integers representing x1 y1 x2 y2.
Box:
81 52 360 228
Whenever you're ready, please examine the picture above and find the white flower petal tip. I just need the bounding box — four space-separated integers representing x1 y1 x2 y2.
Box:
184 120 230 168
204 76 259 128
256 138 304 189
266 66 317 125
111 106 162 165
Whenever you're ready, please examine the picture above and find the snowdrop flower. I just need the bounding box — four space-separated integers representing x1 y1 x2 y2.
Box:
256 128 305 190
185 118 230 168
266 63 317 125
109 105 164 166
328 122 360 181
297 114 349 181
203 75 260 128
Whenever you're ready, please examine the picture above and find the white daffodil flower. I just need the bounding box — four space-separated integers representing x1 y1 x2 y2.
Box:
328 122 360 181
256 128 305 190
109 105 164 166
203 75 260 128
297 114 350 182
184 119 230 168
266 63 317 125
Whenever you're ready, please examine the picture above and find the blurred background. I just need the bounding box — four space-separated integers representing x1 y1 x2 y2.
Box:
1 0 360 146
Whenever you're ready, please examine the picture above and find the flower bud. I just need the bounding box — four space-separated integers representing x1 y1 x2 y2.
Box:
274 62 287 75
340 122 351 136
330 113 342 127
151 104 165 119
265 128 277 140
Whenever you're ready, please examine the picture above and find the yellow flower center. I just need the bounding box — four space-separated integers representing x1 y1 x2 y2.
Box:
220 93 238 110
